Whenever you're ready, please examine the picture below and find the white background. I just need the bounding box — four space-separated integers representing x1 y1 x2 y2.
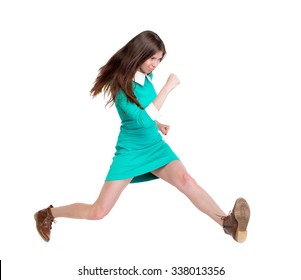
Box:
1 0 300 279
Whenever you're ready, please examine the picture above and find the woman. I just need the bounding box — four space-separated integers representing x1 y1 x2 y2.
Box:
34 30 250 243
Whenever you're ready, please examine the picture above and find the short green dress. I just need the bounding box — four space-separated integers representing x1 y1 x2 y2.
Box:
105 72 179 183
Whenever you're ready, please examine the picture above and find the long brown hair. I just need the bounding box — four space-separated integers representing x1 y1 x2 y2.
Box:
90 30 166 108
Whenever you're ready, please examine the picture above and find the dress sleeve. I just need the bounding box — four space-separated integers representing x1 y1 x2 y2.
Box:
115 91 159 127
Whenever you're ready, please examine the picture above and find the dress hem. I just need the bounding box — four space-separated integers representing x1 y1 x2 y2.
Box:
105 158 179 183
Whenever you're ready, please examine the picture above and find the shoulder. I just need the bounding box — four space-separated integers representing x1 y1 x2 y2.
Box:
115 89 127 102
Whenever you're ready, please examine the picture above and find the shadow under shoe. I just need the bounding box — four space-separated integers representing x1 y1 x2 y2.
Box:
222 198 250 243
34 205 55 242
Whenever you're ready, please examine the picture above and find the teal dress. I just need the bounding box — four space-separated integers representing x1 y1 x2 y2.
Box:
105 73 179 183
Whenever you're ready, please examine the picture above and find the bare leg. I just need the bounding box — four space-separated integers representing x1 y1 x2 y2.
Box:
51 178 132 220
152 160 226 225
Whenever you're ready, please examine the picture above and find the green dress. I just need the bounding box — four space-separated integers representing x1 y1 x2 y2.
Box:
105 72 179 183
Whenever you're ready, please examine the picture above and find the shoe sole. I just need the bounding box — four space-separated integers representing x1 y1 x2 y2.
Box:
233 198 250 243
34 213 50 242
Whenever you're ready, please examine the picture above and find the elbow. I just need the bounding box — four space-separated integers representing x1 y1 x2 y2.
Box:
137 119 155 128
136 113 155 128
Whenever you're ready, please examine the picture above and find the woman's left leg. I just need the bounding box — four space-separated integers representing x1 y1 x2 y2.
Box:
152 160 251 242
152 160 226 225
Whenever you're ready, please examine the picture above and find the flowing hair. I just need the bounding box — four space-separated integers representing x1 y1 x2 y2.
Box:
90 30 166 108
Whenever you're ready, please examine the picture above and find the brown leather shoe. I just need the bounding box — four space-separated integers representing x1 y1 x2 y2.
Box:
34 205 55 242
222 198 250 243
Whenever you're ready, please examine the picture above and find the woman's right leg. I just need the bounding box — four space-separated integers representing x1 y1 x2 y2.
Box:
34 178 132 241
51 178 132 220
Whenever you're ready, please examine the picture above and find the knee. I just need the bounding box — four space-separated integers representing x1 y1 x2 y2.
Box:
88 205 110 220
177 172 197 192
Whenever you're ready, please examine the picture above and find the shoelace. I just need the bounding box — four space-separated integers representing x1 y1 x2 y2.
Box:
216 211 231 220
43 216 56 229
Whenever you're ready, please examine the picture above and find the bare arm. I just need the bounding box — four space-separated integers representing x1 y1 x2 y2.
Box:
152 73 180 111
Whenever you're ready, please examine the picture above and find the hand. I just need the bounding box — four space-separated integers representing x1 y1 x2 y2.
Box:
165 73 180 92
156 121 170 135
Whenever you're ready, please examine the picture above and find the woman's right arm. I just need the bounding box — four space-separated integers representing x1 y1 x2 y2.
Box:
152 73 180 111
116 91 155 128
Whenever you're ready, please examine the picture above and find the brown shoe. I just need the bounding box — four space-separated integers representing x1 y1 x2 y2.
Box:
222 198 250 243
34 205 55 242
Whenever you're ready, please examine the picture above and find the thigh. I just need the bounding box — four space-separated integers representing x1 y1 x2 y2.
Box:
94 178 132 209
152 160 190 189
